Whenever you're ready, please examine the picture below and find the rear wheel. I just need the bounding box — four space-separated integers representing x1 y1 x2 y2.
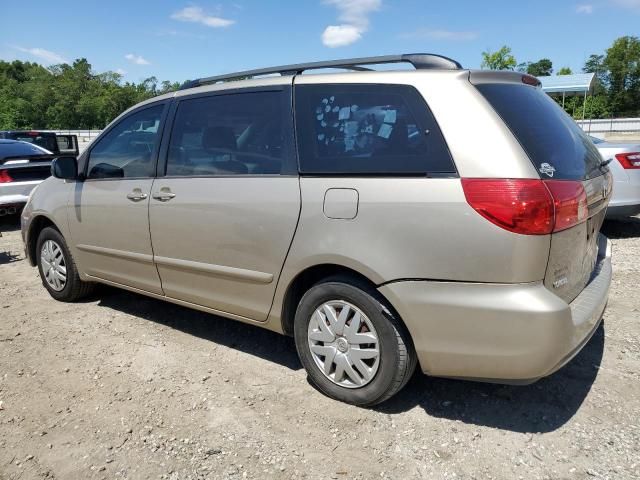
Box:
36 227 95 302
294 277 416 406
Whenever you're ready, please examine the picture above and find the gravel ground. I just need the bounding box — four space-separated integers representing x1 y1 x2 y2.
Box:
0 215 638 480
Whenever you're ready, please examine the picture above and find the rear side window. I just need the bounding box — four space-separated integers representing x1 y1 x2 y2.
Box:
476 84 604 180
295 84 455 175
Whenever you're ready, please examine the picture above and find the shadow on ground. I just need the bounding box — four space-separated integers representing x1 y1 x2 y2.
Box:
0 251 21 264
377 322 605 433
602 217 640 239
0 213 21 233
96 285 604 434
97 287 302 371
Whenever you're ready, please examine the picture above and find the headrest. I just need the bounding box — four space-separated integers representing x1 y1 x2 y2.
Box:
202 126 236 151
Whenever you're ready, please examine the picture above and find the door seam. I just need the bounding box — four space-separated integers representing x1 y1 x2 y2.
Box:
148 177 165 295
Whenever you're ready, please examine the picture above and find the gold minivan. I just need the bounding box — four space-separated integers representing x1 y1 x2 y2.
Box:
21 54 612 405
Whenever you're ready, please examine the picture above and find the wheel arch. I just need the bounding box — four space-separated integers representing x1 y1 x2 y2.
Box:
279 263 412 346
26 215 61 266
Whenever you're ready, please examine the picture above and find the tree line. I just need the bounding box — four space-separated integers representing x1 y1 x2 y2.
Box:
481 35 640 119
1 35 638 130
0 59 180 130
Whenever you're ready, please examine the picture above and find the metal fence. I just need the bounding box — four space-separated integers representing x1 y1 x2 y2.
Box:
576 118 640 134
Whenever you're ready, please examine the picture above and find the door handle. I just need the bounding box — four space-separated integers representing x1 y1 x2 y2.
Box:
126 190 148 202
152 190 176 202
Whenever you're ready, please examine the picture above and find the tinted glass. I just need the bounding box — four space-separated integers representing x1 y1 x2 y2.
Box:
476 84 604 180
0 141 52 161
295 84 454 175
7 134 57 152
87 105 164 179
167 91 287 176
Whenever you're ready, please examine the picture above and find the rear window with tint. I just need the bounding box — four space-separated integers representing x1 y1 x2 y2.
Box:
0 141 52 161
476 84 604 180
295 84 455 175
11 134 58 152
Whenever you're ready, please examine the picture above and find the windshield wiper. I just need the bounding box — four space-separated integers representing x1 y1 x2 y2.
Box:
599 157 613 168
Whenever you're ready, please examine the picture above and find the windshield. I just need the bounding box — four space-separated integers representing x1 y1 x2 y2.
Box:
589 136 604 144
476 84 605 180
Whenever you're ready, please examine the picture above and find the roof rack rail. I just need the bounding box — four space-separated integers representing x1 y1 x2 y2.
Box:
180 53 462 90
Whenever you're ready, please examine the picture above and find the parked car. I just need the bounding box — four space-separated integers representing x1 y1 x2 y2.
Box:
20 54 613 405
0 140 55 216
589 136 640 218
0 131 79 157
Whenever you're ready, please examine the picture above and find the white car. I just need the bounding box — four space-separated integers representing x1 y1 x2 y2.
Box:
591 136 640 218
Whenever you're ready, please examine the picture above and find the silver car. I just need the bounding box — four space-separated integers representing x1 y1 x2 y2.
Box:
20 54 613 405
590 136 640 218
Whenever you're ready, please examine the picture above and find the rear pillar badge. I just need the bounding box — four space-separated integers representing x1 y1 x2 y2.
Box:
539 163 556 177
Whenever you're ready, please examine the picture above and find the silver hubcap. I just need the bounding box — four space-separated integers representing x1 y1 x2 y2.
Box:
307 300 380 388
40 240 67 291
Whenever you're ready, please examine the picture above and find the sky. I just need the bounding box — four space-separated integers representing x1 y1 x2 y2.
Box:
1 0 640 84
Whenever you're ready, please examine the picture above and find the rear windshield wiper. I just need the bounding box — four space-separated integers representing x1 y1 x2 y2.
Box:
599 157 613 168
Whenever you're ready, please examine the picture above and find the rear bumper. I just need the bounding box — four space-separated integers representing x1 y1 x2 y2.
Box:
609 172 640 217
0 181 41 207
379 234 612 382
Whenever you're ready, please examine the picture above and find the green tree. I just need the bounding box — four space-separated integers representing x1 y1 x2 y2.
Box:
603 36 640 117
481 46 517 70
557 67 572 75
0 58 180 130
527 58 553 76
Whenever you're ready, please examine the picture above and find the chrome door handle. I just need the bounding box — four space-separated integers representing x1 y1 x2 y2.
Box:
152 191 176 202
126 191 148 202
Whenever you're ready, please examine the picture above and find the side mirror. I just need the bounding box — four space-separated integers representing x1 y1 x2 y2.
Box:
51 156 78 180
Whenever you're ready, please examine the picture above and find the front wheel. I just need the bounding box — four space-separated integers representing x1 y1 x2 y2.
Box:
293 278 416 406
36 227 95 302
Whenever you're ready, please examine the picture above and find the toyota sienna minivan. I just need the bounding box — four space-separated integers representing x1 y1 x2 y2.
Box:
21 54 613 405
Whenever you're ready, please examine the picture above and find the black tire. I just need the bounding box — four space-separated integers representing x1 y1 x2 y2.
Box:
36 227 95 302
293 276 417 406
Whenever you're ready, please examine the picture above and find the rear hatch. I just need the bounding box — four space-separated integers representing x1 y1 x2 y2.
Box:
474 80 612 303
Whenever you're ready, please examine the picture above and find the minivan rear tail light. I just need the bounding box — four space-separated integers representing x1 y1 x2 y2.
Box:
461 178 587 235
616 152 640 169
0 170 13 183
544 180 588 232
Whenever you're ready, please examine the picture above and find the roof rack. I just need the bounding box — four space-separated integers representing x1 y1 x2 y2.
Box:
180 53 462 90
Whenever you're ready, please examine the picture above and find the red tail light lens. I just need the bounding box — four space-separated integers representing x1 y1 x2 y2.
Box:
461 178 587 235
461 179 554 235
616 152 640 169
544 180 587 231
0 170 13 183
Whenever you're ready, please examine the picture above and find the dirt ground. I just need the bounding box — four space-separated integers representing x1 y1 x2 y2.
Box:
0 215 638 480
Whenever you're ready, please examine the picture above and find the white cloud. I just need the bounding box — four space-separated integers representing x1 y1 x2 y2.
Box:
401 28 478 41
576 4 594 13
115 68 127 75
322 0 382 47
611 0 640 9
171 6 235 28
14 46 68 64
322 25 363 47
125 53 150 65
